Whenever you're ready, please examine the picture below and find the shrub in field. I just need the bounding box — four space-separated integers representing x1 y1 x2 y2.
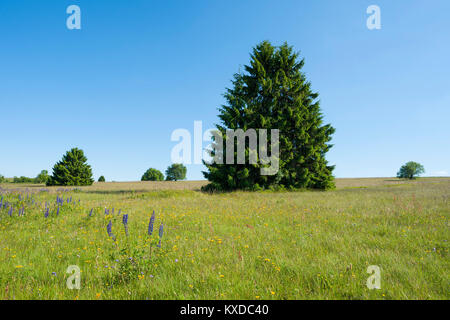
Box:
0 174 5 183
202 41 335 191
35 170 50 184
98 176 106 182
47 148 94 186
397 161 425 179
165 164 187 181
141 168 164 181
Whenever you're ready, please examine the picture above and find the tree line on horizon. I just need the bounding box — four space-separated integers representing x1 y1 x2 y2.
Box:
0 147 425 187
0 170 50 185
0 148 187 186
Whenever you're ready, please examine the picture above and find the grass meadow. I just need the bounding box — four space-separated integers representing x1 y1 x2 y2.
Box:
0 177 448 300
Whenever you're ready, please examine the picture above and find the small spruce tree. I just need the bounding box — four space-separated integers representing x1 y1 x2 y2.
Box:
47 148 94 186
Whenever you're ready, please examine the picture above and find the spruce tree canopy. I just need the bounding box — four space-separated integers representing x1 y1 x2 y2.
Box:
47 148 94 186
203 41 335 191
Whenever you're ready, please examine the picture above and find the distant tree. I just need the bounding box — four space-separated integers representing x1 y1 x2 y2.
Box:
397 161 425 179
13 176 35 183
141 168 164 181
35 170 50 184
165 164 187 181
0 174 5 183
98 176 106 182
47 148 94 186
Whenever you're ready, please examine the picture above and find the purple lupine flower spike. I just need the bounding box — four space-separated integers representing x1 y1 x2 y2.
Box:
148 211 155 236
107 220 112 236
89 208 93 217
157 223 164 248
107 220 116 241
159 223 163 238
45 207 49 218
122 213 129 236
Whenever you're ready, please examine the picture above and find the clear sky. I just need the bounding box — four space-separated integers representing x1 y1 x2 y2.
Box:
1 0 449 181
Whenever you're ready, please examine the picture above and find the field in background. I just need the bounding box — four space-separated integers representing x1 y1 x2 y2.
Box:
0 178 448 299
0 177 444 192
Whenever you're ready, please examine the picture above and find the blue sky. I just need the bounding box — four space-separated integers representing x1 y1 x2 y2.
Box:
1 0 449 181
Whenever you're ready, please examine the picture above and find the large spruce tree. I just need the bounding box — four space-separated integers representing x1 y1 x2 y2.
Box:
47 148 94 186
203 41 335 191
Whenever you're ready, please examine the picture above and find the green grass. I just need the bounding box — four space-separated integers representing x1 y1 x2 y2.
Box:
0 178 448 300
